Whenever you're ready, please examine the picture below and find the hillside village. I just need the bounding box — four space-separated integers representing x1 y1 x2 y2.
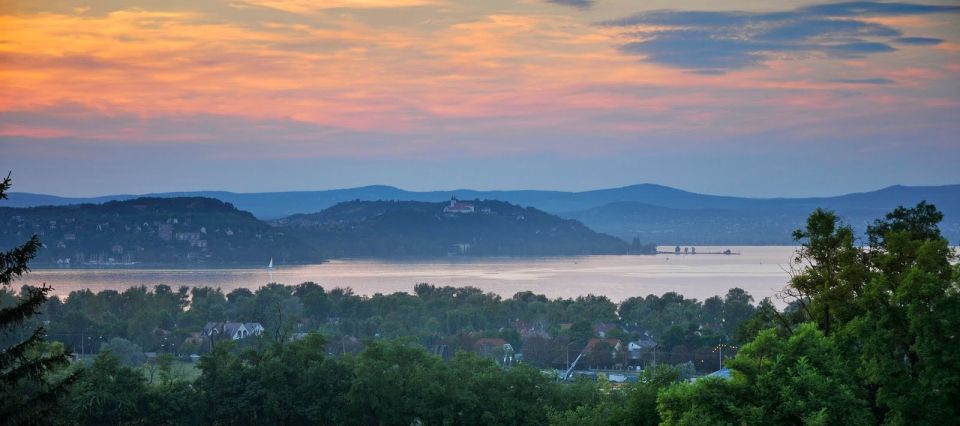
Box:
0 197 655 264
0 197 317 265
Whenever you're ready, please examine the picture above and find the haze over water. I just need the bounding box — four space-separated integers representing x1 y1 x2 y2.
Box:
22 246 796 305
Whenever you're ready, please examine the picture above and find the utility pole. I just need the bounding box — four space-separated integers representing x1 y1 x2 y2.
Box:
718 336 724 370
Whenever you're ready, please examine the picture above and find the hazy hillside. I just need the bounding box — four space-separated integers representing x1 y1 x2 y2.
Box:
273 199 647 257
0 197 319 266
10 184 958 244
565 203 807 245
565 185 960 245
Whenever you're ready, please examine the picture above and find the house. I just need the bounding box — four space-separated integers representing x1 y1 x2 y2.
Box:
513 320 551 339
176 232 202 241
700 368 732 381
244 323 265 335
606 373 629 384
473 338 512 357
584 338 623 355
443 199 475 214
594 323 616 338
158 224 173 241
202 321 264 340
628 337 658 360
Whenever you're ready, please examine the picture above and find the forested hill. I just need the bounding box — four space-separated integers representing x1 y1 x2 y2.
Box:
0 197 318 266
273 199 649 257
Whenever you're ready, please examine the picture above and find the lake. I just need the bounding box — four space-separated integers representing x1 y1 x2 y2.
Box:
18 246 797 305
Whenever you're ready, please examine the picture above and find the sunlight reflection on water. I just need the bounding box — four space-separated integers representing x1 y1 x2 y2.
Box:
20 246 797 306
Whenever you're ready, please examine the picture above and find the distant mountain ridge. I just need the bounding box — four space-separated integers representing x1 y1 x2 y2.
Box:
8 184 959 245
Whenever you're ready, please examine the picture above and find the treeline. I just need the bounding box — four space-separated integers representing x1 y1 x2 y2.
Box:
3 281 760 372
44 337 615 424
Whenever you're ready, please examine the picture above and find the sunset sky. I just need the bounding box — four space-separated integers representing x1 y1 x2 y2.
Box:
1 0 958 197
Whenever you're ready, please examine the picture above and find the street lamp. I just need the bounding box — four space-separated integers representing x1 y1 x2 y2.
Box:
565 341 578 374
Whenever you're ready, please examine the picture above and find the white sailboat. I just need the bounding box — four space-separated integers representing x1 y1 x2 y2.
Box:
267 258 274 269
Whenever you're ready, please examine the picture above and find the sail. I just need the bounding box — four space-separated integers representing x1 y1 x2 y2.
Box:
268 258 273 268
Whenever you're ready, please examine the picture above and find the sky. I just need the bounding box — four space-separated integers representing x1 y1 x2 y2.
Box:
1 0 958 197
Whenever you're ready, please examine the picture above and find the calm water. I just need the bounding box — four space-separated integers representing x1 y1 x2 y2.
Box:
19 246 797 304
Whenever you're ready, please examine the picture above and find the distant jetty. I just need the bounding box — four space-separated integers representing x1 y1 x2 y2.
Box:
658 247 741 256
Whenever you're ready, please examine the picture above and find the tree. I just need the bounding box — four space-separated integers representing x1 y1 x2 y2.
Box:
568 320 594 346
65 352 147 425
721 288 755 336
787 209 867 335
99 337 146 366
0 173 75 424
728 324 871 425
852 202 960 423
658 324 872 426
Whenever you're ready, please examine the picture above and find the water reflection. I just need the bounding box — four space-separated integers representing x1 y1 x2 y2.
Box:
19 246 797 305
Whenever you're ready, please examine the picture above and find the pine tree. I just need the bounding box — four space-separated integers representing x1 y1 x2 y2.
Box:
0 173 76 424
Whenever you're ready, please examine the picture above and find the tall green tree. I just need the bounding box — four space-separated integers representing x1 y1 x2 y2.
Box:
0 173 75 424
851 202 960 424
787 209 868 335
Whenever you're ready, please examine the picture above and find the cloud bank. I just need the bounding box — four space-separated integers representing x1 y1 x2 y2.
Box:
602 1 960 73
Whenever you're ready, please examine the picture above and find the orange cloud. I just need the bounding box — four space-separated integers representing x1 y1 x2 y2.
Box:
235 0 440 14
0 1 956 155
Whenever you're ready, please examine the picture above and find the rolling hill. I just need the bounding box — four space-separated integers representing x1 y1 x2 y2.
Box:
272 199 647 257
0 197 318 266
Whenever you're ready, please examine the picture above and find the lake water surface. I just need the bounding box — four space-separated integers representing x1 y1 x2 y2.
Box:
20 246 797 304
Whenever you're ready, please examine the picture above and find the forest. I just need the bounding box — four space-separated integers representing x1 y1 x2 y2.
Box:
0 197 318 265
274 199 653 257
2 172 958 425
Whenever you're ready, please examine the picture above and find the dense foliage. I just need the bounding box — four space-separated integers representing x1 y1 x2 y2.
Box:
651 202 960 425
274 199 653 257
5 281 755 375
0 197 317 265
0 174 75 425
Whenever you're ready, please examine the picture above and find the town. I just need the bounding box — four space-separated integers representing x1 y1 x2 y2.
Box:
28 282 753 383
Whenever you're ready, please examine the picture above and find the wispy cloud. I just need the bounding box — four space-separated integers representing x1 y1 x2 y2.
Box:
895 36 944 45
545 0 594 10
827 77 896 85
602 1 960 73
235 0 438 14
